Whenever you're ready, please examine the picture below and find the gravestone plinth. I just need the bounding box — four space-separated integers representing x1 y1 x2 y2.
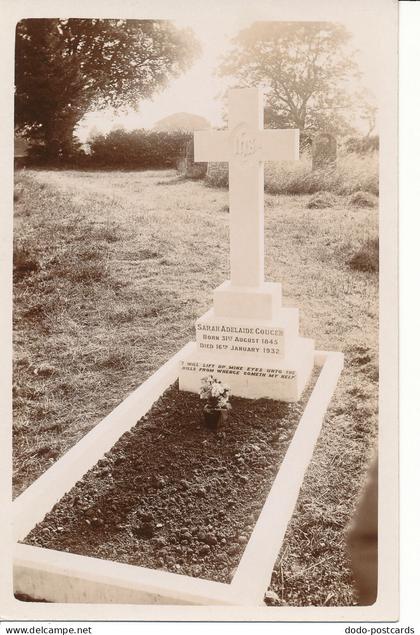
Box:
179 284 314 402
179 88 314 402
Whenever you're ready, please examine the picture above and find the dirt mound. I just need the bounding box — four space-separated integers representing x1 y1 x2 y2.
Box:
348 238 379 273
24 377 316 584
306 191 338 209
348 191 377 208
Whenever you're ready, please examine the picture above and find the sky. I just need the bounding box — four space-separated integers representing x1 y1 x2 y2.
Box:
76 14 381 142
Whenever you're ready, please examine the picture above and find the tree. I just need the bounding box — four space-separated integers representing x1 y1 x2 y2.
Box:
360 100 378 137
219 22 367 135
15 19 200 159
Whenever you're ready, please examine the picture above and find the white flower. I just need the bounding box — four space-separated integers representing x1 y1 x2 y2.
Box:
211 383 224 397
199 375 231 409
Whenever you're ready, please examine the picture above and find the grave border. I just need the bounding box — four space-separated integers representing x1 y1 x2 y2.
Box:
13 346 343 606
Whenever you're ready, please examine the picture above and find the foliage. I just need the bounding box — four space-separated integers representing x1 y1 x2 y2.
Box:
15 19 200 160
219 22 366 135
265 153 379 196
348 238 379 273
345 135 379 155
206 151 379 196
89 129 192 168
154 112 211 132
200 376 231 411
359 100 378 137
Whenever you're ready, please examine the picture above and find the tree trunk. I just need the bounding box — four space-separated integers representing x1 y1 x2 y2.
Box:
44 116 79 162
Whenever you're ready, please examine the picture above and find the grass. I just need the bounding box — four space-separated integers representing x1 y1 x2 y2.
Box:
206 151 379 197
13 168 378 606
306 191 338 209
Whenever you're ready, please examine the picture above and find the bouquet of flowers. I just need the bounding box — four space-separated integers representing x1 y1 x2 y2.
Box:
199 375 231 412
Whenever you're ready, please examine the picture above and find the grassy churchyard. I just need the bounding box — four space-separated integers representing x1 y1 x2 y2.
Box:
13 166 378 606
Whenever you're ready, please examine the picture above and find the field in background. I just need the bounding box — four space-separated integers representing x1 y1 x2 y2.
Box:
13 168 378 606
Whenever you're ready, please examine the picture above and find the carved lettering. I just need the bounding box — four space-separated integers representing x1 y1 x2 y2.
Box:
231 123 261 162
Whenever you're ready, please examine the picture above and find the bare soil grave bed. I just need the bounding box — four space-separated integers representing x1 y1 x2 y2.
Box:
24 374 318 585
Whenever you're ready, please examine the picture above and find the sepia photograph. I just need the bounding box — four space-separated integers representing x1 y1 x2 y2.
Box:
1 0 399 623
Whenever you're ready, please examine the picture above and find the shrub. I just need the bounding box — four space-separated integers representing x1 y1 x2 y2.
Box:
90 129 192 169
265 156 313 195
348 238 379 273
264 152 379 196
205 148 379 196
345 136 379 155
24 142 90 168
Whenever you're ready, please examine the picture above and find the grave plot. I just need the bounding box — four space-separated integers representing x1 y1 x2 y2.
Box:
22 375 320 583
14 348 343 605
13 88 343 605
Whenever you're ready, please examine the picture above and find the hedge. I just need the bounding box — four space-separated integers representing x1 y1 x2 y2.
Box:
89 129 192 169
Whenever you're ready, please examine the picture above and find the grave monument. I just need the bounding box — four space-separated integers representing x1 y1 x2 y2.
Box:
312 132 337 170
177 139 208 179
179 88 314 401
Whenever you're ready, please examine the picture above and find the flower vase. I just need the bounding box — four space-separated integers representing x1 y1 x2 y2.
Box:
203 407 228 431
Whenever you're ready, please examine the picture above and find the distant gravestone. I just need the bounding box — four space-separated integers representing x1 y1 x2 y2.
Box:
312 132 337 170
206 162 228 187
177 139 207 179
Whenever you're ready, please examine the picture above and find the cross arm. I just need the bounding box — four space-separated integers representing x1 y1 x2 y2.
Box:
260 129 300 161
194 130 231 162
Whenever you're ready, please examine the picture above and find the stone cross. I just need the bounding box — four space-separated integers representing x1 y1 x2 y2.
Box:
194 88 299 287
